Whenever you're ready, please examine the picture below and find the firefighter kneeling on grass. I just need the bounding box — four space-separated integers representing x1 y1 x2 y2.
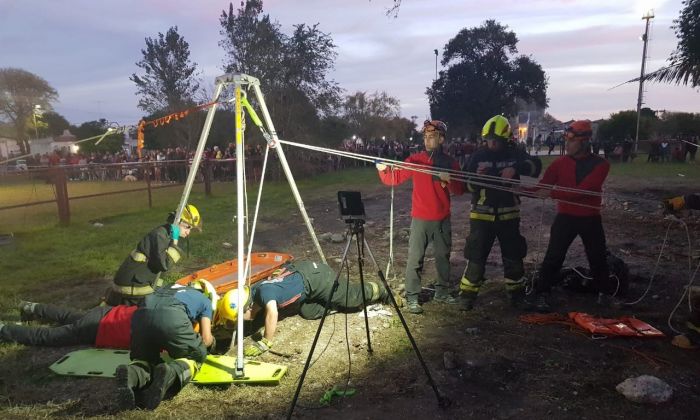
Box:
105 204 202 306
214 260 396 357
115 280 216 410
459 115 542 311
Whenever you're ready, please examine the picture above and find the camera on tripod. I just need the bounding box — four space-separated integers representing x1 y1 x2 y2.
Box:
337 191 365 224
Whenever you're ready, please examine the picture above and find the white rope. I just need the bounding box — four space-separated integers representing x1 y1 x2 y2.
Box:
623 219 674 305
667 259 700 335
243 145 271 287
526 198 547 294
275 139 579 202
241 108 250 236
384 167 397 280
275 139 663 210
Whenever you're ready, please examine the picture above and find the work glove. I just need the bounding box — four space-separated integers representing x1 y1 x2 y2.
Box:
244 338 273 357
375 163 388 171
170 224 180 241
207 336 217 353
663 196 685 213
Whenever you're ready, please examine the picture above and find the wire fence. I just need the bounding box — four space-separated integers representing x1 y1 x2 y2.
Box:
0 154 353 226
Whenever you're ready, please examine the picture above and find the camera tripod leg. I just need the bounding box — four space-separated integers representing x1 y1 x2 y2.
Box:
363 237 450 408
355 228 373 354
287 228 355 419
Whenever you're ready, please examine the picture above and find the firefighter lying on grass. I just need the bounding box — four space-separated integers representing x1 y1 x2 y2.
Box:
217 260 398 357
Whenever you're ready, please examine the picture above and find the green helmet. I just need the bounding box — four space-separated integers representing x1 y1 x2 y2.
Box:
481 115 512 141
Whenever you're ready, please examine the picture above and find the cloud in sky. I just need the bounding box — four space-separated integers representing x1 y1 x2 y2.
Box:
0 0 696 126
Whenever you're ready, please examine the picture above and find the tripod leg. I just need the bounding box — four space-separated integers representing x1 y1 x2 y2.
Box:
356 228 373 354
363 237 450 408
287 230 354 419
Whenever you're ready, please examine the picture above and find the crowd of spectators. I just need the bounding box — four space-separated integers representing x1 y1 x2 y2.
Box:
6 132 696 182
645 136 698 163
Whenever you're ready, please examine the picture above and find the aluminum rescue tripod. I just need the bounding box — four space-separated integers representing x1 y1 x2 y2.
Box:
172 73 326 378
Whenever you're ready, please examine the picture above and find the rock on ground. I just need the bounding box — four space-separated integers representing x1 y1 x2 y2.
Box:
616 375 673 404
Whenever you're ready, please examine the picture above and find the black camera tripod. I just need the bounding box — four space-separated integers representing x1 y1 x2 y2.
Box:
287 218 448 419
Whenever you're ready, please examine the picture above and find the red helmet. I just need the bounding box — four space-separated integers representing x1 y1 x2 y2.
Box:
565 120 592 141
423 120 447 135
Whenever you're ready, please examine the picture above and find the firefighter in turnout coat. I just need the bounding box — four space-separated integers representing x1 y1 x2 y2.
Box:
459 115 542 311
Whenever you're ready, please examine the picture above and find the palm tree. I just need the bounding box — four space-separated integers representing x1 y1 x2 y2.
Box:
639 0 700 88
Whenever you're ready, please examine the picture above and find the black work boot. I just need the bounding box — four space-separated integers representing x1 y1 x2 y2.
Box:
115 365 138 410
533 293 552 313
459 292 477 311
142 363 178 410
508 288 534 310
434 291 460 305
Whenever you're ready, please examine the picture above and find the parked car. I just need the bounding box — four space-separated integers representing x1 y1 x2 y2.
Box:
15 159 28 171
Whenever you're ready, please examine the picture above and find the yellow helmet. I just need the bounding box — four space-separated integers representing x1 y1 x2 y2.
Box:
189 278 219 314
214 287 251 326
481 115 512 141
181 204 202 229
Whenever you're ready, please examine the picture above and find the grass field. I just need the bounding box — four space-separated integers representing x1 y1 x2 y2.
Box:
0 168 379 307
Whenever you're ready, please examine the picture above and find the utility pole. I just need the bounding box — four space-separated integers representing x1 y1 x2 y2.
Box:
434 49 438 81
635 10 654 153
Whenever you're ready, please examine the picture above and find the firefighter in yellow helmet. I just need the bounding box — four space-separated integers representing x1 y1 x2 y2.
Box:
214 261 395 357
214 286 251 329
105 204 202 306
459 115 541 311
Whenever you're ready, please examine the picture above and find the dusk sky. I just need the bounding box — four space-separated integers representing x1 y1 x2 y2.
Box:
1 0 698 127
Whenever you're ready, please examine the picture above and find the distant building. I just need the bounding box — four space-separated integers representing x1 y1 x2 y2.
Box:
52 129 78 152
0 136 16 159
29 137 54 156
511 99 547 144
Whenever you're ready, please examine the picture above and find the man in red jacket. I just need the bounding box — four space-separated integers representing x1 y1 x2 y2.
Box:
528 120 611 312
376 120 465 314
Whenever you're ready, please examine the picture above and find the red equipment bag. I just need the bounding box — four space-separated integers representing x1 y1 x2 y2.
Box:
568 312 665 338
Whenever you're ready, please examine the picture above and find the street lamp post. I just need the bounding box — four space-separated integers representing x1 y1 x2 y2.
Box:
33 105 42 140
434 49 438 81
